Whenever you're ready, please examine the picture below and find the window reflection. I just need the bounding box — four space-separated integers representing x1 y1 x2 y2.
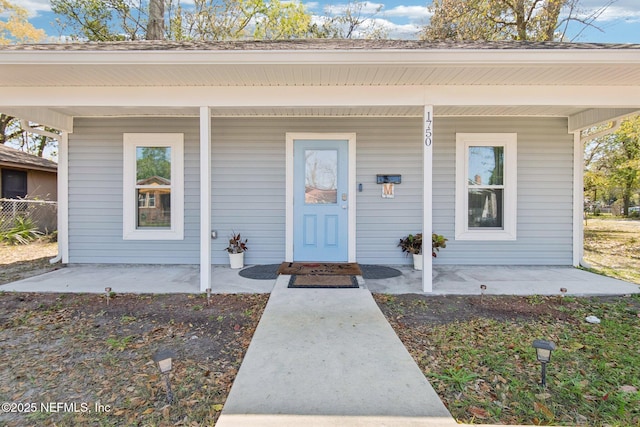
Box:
305 150 337 204
468 146 503 185
468 188 503 228
136 147 171 183
136 146 172 229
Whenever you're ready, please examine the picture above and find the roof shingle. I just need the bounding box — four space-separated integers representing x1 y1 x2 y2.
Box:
0 145 57 172
1 39 639 52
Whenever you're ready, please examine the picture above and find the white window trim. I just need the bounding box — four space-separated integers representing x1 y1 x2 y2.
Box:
123 133 184 240
455 133 517 241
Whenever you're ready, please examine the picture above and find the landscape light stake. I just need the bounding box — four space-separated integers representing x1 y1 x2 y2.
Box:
105 287 111 305
206 288 212 306
560 288 567 303
532 339 556 388
153 349 177 404
480 284 487 303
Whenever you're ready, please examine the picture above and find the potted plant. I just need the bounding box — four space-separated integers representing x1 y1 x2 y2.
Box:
398 232 447 270
225 232 248 269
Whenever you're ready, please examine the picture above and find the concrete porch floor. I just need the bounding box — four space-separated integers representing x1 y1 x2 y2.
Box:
2 264 638 296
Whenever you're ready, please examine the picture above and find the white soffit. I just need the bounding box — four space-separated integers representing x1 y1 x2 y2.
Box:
1 63 639 87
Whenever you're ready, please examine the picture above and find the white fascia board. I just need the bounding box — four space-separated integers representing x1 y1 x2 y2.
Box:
2 48 639 66
3 85 640 109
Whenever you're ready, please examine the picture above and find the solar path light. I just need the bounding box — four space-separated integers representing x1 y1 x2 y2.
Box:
153 349 177 403
532 339 556 387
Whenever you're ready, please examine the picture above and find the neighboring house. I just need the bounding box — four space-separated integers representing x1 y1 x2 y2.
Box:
0 144 57 200
1 40 639 292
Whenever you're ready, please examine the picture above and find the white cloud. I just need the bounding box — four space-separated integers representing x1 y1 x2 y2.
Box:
324 1 385 16
378 19 421 38
385 5 432 20
564 1 640 22
305 1 321 11
13 0 52 16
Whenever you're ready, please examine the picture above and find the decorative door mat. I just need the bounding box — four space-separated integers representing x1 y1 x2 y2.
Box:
288 275 359 288
277 262 363 276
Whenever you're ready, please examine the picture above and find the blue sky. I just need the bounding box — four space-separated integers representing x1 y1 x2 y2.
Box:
13 0 640 42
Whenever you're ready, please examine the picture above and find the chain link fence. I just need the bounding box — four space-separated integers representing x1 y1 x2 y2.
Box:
0 199 58 234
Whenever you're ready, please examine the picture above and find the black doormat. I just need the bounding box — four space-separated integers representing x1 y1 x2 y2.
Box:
288 275 359 288
238 264 281 280
238 264 402 280
360 265 403 279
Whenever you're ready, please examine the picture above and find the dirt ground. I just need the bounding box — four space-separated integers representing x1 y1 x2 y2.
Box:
0 241 60 285
0 291 269 426
1 227 638 425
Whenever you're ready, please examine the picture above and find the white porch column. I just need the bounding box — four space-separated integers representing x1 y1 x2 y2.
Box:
573 131 584 267
422 105 434 292
55 131 69 264
200 107 212 292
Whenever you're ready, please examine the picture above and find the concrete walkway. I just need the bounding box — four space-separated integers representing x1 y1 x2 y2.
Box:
216 275 456 427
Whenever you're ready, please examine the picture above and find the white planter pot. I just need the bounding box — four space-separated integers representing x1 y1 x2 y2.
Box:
412 253 423 271
229 252 244 269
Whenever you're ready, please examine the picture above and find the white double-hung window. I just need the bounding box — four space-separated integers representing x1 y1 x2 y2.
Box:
123 133 184 240
455 133 517 241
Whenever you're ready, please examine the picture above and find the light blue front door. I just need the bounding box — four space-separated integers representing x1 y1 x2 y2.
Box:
293 140 349 262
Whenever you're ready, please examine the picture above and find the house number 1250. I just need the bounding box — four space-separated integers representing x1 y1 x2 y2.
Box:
424 110 432 147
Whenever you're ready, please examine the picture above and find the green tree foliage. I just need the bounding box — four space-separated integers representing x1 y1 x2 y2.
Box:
609 117 640 215
173 0 311 40
52 0 314 41
52 0 388 41
585 116 640 216
51 0 146 41
420 0 612 42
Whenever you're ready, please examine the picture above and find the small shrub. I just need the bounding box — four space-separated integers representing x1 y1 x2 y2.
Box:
0 216 43 245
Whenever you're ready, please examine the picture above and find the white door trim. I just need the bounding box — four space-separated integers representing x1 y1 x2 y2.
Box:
286 132 356 263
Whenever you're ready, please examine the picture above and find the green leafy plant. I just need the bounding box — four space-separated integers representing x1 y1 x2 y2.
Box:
0 216 43 245
106 335 134 351
398 233 448 257
432 233 448 257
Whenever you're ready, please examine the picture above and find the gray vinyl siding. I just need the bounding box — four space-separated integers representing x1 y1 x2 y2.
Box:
433 117 574 265
68 118 200 264
212 116 573 266
67 115 574 266
210 117 423 265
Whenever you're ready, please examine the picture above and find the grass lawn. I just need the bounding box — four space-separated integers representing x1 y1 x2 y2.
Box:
583 217 640 285
376 294 640 426
375 218 640 426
